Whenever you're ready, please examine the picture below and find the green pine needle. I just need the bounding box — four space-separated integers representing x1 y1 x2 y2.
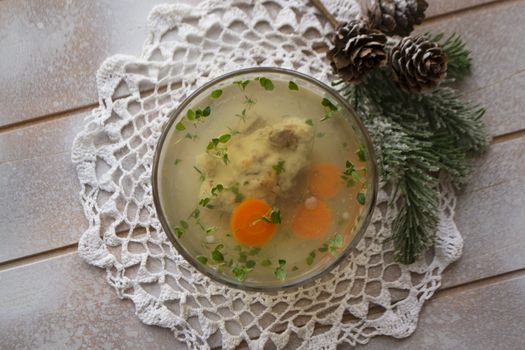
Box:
337 35 488 263
428 32 472 83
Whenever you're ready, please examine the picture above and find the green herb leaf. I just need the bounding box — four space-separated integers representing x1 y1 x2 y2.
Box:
230 183 244 203
199 197 211 207
246 260 256 268
321 98 338 111
185 133 197 140
244 96 256 106
278 259 286 267
272 160 285 175
212 244 224 263
320 110 335 122
180 220 189 229
222 153 229 165
248 247 261 256
357 144 367 162
219 134 231 143
357 192 366 205
306 251 316 265
305 119 314 126
187 109 195 120
256 77 274 91
271 210 282 224
210 89 223 99
236 109 247 122
211 184 224 196
318 243 328 253
207 138 219 150
288 81 299 91
261 258 272 267
261 209 281 224
328 233 344 256
292 266 299 271
174 226 184 238
275 267 286 281
175 121 186 131
197 256 208 264
202 106 211 117
190 208 200 219
232 266 248 282
342 160 361 187
233 80 250 91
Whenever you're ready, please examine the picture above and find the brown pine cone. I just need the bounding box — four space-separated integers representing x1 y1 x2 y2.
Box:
326 19 387 84
389 35 448 92
368 0 428 37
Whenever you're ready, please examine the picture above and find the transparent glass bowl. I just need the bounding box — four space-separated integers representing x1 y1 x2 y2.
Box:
152 67 378 291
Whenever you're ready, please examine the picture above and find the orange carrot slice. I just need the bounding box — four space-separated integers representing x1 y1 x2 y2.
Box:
308 163 342 199
292 200 332 240
230 199 277 247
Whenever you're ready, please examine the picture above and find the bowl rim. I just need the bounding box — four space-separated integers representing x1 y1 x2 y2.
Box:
151 66 378 292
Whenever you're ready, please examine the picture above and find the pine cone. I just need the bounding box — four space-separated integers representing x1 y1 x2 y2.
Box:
368 0 428 37
326 19 387 83
389 35 448 92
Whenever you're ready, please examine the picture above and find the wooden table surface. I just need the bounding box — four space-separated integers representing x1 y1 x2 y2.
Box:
1 0 524 349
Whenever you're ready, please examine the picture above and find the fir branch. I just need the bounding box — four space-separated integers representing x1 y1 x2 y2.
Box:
338 59 487 263
429 33 472 83
392 170 439 264
418 88 488 152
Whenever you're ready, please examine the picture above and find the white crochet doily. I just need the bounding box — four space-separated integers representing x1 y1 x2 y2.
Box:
71 1 463 349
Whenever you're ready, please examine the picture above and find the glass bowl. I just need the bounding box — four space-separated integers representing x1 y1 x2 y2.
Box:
152 67 377 291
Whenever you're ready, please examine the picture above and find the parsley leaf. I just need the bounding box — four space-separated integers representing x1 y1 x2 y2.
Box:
341 160 361 187
357 192 366 205
196 256 208 264
175 121 186 131
212 244 224 263
210 89 223 99
233 80 250 91
218 134 231 143
199 197 211 208
328 233 344 256
274 259 287 280
357 143 367 161
261 209 281 224
272 160 285 175
248 247 261 256
256 77 274 91
318 243 328 253
271 210 282 224
174 220 189 238
261 259 272 267
321 98 338 111
211 184 224 196
288 81 299 90
230 183 244 203
306 251 316 265
235 109 247 122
